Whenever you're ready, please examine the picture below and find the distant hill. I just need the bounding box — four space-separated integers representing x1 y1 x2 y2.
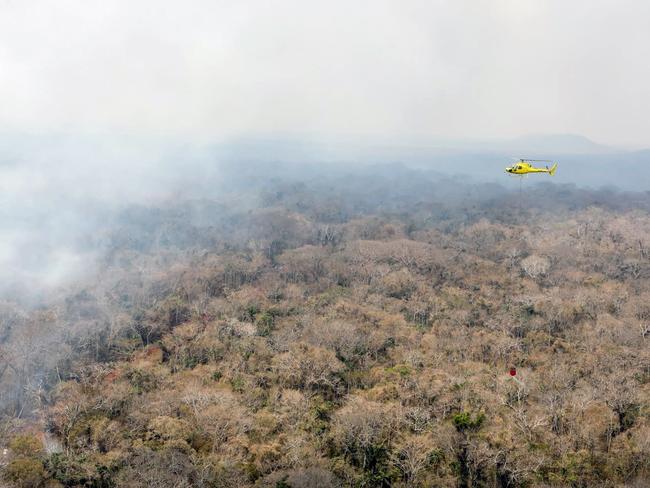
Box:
500 133 614 154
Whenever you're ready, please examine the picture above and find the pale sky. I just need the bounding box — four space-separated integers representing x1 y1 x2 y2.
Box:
1 0 650 146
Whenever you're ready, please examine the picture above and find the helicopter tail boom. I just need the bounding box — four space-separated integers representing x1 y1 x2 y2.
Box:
548 163 558 176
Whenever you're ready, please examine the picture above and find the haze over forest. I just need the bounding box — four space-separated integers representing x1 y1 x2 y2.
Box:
1 1 650 487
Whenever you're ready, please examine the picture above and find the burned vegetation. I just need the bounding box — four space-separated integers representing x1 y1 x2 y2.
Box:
1 164 649 487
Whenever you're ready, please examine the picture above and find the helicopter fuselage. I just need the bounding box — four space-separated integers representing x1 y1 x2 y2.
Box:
505 161 557 176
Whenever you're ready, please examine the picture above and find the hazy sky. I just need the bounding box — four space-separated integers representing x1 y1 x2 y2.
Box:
1 0 650 146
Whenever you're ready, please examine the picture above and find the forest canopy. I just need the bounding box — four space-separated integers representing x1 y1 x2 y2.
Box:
1 163 649 487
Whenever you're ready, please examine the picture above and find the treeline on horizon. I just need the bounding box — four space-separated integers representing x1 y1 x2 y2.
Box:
1 163 649 487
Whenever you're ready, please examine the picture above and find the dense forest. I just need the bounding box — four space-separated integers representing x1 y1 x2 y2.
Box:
1 163 649 487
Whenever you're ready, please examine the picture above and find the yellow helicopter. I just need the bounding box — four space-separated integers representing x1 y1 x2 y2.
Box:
506 159 558 176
